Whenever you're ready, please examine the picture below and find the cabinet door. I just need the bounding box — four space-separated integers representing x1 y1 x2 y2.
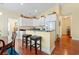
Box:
33 19 39 26
22 18 33 26
45 21 56 31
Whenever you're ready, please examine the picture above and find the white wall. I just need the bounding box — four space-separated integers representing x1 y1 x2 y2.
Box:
61 4 79 40
0 6 19 37
0 15 8 36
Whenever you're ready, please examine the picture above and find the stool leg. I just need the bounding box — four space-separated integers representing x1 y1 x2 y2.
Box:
40 39 41 52
22 36 24 46
26 37 27 48
30 39 32 51
35 40 37 54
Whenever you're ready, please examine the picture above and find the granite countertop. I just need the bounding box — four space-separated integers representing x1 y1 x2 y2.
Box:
19 28 55 32
26 29 55 32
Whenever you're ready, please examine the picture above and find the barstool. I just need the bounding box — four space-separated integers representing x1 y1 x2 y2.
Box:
22 34 32 47
30 35 42 54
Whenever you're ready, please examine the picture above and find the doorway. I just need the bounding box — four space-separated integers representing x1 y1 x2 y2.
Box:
8 18 18 42
62 16 72 36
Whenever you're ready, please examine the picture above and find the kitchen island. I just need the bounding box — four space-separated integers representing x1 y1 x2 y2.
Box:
26 29 56 54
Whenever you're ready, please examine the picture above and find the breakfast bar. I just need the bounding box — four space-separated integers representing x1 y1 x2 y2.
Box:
26 29 56 54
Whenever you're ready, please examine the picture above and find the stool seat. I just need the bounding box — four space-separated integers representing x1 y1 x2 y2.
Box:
23 34 31 37
30 35 41 40
22 34 27 37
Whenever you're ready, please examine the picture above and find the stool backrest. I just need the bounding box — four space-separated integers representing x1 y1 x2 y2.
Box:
12 32 16 48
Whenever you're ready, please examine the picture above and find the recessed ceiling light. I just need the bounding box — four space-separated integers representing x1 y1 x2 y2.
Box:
0 12 3 15
35 9 38 13
20 3 23 5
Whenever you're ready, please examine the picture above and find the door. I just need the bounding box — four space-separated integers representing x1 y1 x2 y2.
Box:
62 16 72 35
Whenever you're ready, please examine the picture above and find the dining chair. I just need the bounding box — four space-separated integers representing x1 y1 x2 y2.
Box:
0 32 16 55
12 32 16 49
0 39 15 55
0 40 5 54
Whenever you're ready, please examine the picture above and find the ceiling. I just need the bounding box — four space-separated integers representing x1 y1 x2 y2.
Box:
0 3 58 16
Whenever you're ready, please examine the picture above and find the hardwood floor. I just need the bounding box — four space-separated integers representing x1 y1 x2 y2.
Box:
52 35 79 55
14 35 79 55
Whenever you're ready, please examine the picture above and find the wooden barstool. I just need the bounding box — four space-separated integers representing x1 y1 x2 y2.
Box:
30 35 42 54
22 34 32 47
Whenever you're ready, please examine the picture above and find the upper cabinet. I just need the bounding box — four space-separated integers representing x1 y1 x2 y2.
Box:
20 14 57 27
45 14 56 22
33 17 45 26
44 14 56 31
33 18 39 26
22 18 33 26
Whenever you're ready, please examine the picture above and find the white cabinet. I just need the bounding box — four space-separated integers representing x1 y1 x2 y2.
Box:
44 14 56 31
21 14 57 28
33 19 39 26
45 14 56 21
33 17 45 26
22 18 33 26
45 21 56 31
39 17 45 26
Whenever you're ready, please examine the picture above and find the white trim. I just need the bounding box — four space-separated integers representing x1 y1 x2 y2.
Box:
42 48 51 54
50 44 55 54
72 37 79 40
71 34 79 40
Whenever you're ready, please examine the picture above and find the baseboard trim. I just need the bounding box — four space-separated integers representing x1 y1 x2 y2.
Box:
72 37 79 40
42 48 51 54
50 45 55 54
